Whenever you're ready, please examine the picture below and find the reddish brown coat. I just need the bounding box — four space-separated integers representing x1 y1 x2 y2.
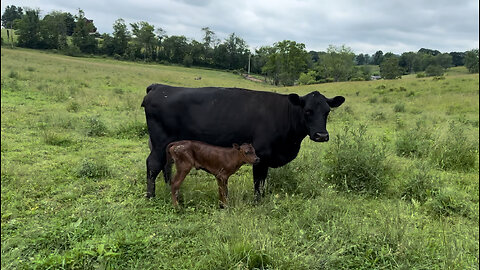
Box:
166 140 259 207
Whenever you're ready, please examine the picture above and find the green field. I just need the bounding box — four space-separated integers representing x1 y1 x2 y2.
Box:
1 47 479 269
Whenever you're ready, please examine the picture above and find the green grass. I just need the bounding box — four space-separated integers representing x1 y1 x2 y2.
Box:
2 47 479 269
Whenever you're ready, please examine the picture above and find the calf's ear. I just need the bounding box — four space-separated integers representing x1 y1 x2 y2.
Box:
288 94 305 107
327 96 345 108
233 143 240 149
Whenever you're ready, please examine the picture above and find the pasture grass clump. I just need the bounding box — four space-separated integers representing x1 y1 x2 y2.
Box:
393 102 406 113
323 124 389 195
425 187 473 218
76 158 111 179
43 130 74 146
395 124 432 158
401 162 439 203
430 122 478 171
85 116 108 137
114 121 148 139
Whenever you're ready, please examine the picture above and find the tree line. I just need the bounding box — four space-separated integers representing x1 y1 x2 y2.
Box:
2 5 479 86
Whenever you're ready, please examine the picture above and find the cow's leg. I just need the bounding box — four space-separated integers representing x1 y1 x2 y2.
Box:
253 164 269 201
216 176 228 208
146 151 162 198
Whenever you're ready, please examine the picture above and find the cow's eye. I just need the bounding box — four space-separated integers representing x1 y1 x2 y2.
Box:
305 109 313 116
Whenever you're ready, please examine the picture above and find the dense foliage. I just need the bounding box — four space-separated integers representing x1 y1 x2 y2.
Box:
1 4 478 85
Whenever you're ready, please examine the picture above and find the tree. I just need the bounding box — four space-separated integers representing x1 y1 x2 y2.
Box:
316 45 355 82
449 52 465 66
418 48 440 56
372 50 384 65
72 9 98 54
464 49 479 73
434 53 452 69
161 35 189 63
130 21 157 61
112 18 129 56
223 33 249 70
399 52 418 74
1 5 23 29
40 11 68 49
262 40 309 86
15 9 41 48
380 56 402 79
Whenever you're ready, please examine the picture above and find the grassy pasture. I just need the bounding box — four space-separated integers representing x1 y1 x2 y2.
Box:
1 47 479 269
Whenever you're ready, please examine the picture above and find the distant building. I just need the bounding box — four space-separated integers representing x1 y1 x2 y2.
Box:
370 75 382 80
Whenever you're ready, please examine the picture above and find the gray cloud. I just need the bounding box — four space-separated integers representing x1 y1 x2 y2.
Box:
1 0 478 54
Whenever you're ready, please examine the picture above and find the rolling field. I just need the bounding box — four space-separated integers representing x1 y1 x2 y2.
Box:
1 47 479 269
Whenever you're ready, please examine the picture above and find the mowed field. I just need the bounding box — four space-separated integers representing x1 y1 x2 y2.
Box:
1 48 479 269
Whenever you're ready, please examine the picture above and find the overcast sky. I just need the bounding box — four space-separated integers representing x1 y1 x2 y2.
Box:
1 0 478 54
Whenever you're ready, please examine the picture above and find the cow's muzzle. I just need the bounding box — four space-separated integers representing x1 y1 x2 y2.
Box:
253 157 260 165
312 132 329 142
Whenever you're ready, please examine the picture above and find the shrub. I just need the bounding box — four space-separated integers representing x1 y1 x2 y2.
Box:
63 44 82 57
76 158 111 179
323 125 389 195
298 71 317 85
416 72 426 78
430 122 477 171
425 64 444 76
85 116 108 137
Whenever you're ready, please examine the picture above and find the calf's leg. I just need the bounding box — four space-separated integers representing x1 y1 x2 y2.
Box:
170 162 191 207
216 176 229 208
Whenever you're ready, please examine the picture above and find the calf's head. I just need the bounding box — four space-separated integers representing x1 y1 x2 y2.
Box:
233 143 260 165
288 91 345 142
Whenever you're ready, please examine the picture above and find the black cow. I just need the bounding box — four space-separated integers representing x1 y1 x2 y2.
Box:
141 84 345 199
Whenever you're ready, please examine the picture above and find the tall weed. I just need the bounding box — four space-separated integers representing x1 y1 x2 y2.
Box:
323 124 389 195
430 122 478 171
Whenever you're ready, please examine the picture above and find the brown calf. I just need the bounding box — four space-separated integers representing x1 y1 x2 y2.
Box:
166 140 259 207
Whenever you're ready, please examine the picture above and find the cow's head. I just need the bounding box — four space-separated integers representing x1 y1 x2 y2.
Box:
288 91 345 142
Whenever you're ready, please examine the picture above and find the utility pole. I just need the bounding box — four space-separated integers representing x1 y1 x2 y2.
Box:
248 53 251 75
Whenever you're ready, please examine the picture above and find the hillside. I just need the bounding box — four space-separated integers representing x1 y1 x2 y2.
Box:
1 47 478 269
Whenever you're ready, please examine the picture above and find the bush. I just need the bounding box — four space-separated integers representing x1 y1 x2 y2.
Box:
430 122 477 171
76 158 111 179
63 44 82 57
298 71 317 85
323 125 389 195
416 72 426 78
425 65 444 76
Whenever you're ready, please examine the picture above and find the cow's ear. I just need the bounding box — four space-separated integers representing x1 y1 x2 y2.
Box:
327 96 345 108
233 143 240 149
288 94 305 107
